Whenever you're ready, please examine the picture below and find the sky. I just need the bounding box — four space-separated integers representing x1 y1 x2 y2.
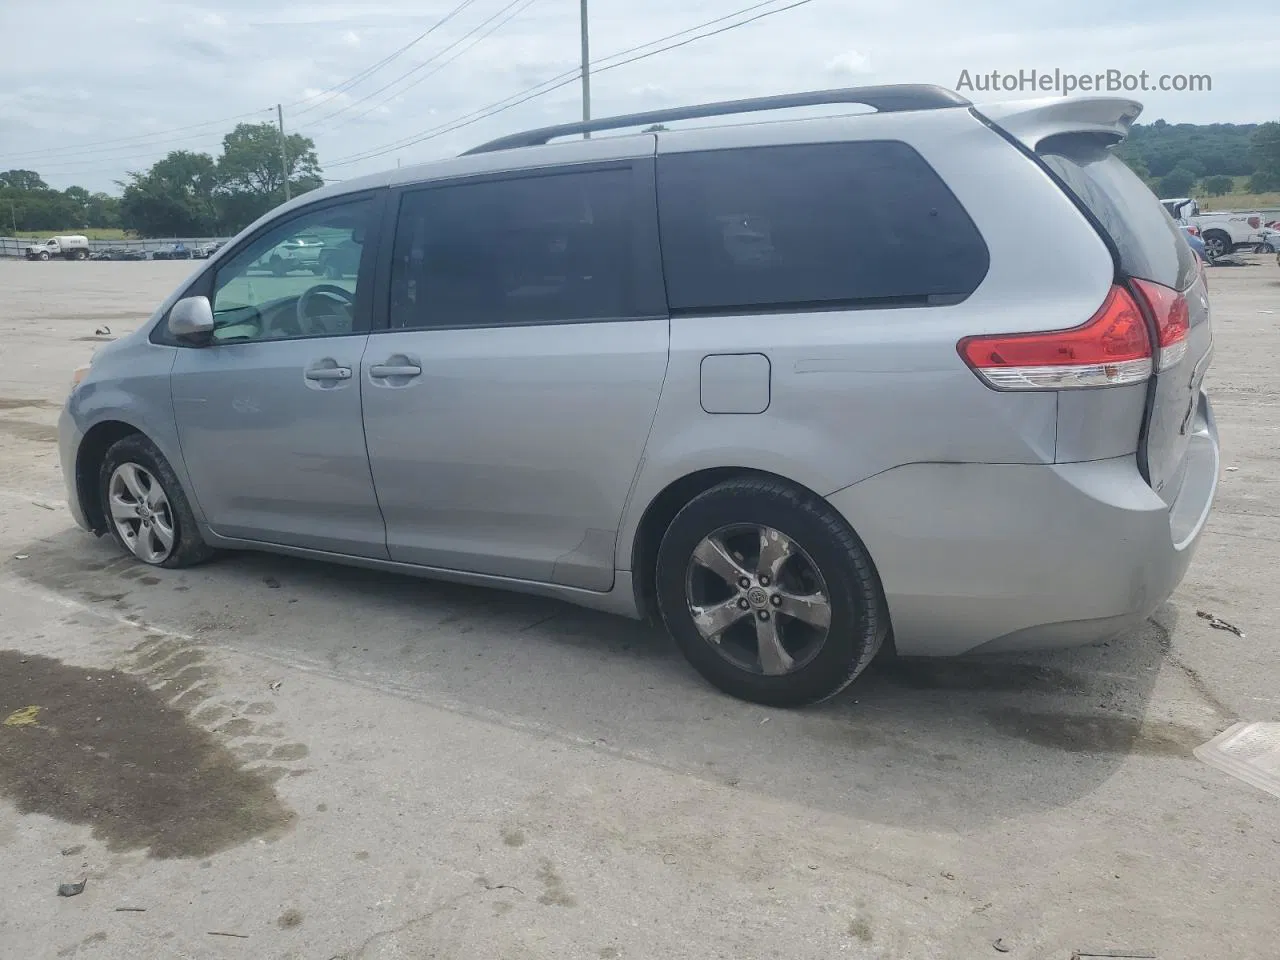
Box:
1 0 1277 193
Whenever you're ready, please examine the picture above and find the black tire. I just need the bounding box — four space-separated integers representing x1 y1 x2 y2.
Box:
271 256 288 277
38 251 50 261
99 434 214 569
655 476 887 707
1202 230 1231 260
75 249 88 260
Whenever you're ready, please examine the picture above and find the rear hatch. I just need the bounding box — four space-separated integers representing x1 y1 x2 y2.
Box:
975 97 1212 506
1034 133 1212 505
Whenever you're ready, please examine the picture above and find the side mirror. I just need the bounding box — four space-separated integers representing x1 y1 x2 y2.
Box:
168 296 215 341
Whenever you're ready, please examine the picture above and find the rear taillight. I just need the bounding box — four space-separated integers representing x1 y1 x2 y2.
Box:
1185 225 1200 236
958 285 1152 390
1130 278 1190 372
1248 216 1261 229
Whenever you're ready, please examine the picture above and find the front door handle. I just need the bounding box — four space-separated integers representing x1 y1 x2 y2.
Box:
305 366 352 381
369 363 422 378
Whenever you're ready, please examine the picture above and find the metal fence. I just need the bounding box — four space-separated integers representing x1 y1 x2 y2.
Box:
0 236 232 259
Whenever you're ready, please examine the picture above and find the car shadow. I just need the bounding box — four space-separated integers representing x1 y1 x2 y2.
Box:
10 527 1209 833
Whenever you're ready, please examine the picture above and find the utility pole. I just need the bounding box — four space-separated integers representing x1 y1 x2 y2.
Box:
9 199 17 235
277 103 291 202
579 0 591 139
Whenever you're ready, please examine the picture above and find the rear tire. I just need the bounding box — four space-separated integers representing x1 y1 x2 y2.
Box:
1202 230 1231 259
655 476 887 707
75 249 88 260
99 434 214 569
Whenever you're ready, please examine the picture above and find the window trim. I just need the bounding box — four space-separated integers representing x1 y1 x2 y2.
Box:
654 139 990 317
150 188 389 348
373 158 667 334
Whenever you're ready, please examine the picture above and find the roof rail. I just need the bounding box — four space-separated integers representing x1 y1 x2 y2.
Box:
461 84 971 155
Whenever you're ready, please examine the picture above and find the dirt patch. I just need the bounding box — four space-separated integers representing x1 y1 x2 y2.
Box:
0 650 293 858
984 708 1210 756
0 420 58 443
0 398 56 411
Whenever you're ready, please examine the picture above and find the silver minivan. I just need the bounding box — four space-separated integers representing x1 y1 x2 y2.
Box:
59 85 1218 706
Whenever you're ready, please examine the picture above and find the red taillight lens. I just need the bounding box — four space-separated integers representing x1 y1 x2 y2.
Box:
1248 216 1261 229
1185 225 1200 236
958 285 1153 390
1130 277 1190 372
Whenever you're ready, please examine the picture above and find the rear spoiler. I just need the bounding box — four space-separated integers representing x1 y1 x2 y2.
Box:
973 97 1143 150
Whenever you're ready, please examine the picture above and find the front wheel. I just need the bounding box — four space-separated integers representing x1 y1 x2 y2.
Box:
99 434 214 569
38 251 50 261
655 476 887 707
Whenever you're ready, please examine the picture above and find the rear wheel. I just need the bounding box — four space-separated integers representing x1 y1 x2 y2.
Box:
1202 230 1231 259
99 434 214 569
655 476 887 706
74 249 88 260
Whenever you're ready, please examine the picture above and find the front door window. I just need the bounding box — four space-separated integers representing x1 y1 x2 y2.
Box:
210 199 373 343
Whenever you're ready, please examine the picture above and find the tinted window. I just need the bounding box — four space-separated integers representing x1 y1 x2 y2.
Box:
389 166 664 329
1039 136 1198 291
656 141 988 313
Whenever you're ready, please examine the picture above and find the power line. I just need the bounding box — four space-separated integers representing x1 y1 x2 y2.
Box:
0 0 481 164
288 0 484 119
297 0 532 132
310 0 542 135
327 0 815 169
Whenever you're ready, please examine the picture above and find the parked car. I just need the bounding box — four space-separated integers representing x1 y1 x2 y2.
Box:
59 85 1218 706
193 241 226 259
1161 197 1266 258
1180 224 1208 262
25 235 90 261
254 235 325 275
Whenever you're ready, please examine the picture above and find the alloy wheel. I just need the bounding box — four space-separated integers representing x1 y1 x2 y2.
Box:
684 524 832 676
108 462 176 564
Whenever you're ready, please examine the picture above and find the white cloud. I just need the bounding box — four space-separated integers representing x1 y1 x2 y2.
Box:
0 0 1276 190
825 51 872 77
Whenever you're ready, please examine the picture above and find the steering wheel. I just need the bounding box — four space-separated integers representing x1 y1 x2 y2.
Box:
296 283 356 335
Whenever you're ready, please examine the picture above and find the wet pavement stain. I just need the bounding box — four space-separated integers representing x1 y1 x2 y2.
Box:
0 650 294 858
879 658 1086 694
985 708 1209 756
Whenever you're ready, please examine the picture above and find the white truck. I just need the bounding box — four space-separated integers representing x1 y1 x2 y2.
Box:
1160 198 1265 259
24 235 91 261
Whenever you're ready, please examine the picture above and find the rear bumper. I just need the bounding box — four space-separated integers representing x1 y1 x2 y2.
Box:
826 391 1219 656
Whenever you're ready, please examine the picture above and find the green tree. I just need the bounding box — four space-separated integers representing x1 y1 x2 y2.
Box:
216 122 323 226
1248 121 1280 192
119 150 219 237
86 192 121 229
1158 165 1198 198
1201 175 1234 196
0 169 48 191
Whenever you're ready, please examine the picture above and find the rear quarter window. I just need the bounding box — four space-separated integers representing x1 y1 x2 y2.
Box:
1038 134 1199 292
656 141 989 313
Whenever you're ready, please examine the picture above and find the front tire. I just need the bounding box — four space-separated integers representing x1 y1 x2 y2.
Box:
99 434 214 569
38 251 50 261
655 476 887 707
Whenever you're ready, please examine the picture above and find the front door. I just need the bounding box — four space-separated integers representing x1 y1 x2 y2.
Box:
361 161 670 590
171 194 388 557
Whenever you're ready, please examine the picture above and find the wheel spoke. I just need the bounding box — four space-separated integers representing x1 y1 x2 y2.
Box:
145 483 168 511
690 597 751 641
691 536 751 588
109 496 141 522
151 514 175 552
756 527 793 581
118 463 148 502
754 615 794 676
775 590 831 629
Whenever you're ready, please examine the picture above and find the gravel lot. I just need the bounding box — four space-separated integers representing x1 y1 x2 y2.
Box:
0 257 1277 960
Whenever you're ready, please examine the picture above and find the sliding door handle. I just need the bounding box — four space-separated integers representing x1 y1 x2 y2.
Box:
369 363 422 378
